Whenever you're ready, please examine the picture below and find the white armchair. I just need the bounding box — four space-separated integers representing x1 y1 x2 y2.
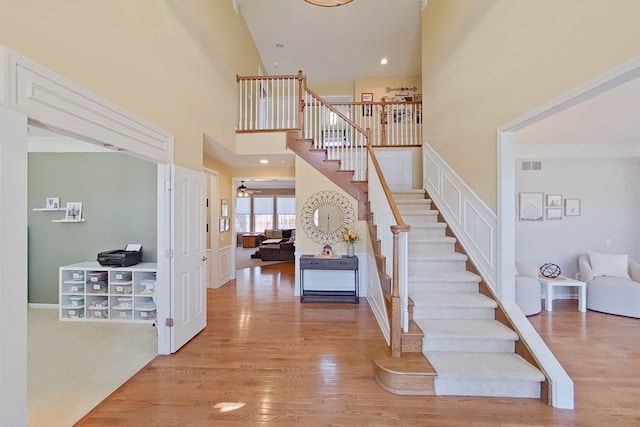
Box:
578 252 640 318
515 261 542 316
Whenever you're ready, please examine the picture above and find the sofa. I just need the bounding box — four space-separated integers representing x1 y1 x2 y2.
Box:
255 229 295 261
515 261 542 316
578 252 640 318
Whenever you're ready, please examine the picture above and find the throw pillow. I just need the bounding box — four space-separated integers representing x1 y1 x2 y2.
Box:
588 251 630 279
272 230 283 239
265 230 274 239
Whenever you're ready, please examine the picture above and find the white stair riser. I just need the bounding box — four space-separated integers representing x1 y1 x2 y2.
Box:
408 228 447 239
408 241 455 254
397 205 434 214
434 379 540 399
423 338 515 353
409 282 479 293
408 260 467 271
403 215 439 225
413 306 495 320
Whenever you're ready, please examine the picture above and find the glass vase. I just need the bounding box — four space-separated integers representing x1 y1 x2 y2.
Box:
347 242 355 257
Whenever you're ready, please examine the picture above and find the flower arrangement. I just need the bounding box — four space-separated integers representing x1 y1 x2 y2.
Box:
342 228 359 244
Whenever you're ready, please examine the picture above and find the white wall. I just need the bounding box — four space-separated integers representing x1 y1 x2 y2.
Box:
516 157 640 280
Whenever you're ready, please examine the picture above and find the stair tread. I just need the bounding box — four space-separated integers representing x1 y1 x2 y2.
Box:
410 293 497 308
396 200 432 205
392 189 426 194
425 352 545 381
408 270 481 283
415 319 519 341
401 210 438 216
408 236 456 244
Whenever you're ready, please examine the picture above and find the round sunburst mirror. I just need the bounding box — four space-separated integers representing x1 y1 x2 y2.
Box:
301 191 355 244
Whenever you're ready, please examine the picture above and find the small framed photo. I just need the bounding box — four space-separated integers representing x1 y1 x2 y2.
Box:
565 199 581 216
224 217 230 232
46 197 60 209
519 192 543 221
219 217 225 232
65 202 82 220
361 92 373 116
546 208 563 220
546 194 562 207
221 199 228 217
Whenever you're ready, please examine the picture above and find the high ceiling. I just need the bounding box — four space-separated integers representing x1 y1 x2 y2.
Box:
236 0 424 87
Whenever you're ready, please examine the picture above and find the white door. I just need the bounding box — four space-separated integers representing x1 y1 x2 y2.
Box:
0 107 28 427
171 165 207 352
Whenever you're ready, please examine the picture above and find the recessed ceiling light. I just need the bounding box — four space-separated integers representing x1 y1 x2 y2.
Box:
380 57 388 65
279 160 286 164
260 159 269 164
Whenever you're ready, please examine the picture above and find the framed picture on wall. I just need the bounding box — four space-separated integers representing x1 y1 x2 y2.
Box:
565 199 581 216
546 194 562 207
46 197 60 209
361 92 373 116
65 202 82 221
221 199 228 217
546 208 563 220
224 217 230 231
518 192 543 221
219 218 225 232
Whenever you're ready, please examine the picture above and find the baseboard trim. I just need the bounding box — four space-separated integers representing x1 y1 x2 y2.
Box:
28 303 58 309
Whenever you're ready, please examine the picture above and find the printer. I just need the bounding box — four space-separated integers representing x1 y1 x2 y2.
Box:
97 244 143 267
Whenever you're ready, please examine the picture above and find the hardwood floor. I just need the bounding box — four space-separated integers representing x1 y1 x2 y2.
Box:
76 263 640 426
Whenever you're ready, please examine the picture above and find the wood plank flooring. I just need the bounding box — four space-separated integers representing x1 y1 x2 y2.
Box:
76 263 640 426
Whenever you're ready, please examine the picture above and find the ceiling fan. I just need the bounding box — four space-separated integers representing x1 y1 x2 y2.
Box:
236 180 261 197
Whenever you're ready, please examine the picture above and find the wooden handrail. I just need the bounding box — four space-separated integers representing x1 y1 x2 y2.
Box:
236 73 301 82
303 84 368 137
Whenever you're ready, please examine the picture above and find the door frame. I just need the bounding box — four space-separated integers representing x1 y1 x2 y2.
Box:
0 46 177 423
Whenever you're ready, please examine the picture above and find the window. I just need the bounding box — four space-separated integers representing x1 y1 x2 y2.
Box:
276 196 296 229
235 197 251 232
253 196 274 233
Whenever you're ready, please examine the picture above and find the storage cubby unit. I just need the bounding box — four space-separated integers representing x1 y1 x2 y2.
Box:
59 261 157 323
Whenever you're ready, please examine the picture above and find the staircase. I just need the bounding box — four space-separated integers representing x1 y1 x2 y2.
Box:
393 189 545 398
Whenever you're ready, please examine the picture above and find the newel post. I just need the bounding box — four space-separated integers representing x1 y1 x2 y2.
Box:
390 225 402 357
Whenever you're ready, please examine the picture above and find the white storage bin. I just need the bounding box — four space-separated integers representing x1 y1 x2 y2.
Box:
87 281 108 293
112 271 132 281
88 306 108 319
63 308 84 318
68 296 84 307
135 302 156 320
112 284 133 294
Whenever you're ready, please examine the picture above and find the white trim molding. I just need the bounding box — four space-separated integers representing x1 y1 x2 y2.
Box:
0 46 173 164
423 143 498 293
217 245 232 287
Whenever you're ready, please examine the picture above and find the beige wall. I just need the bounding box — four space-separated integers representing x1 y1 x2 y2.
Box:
422 0 640 211
0 0 263 170
295 158 367 255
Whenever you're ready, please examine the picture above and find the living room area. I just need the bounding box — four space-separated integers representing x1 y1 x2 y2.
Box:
234 179 296 270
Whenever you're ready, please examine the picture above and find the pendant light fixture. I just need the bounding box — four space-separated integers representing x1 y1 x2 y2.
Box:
304 0 354 7
237 180 249 197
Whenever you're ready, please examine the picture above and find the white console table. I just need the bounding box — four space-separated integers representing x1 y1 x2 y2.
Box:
538 275 586 312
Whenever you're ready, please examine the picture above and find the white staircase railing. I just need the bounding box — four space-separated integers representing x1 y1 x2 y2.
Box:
368 147 410 355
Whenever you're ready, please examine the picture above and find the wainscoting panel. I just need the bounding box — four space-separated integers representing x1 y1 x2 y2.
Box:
217 246 231 287
366 253 390 345
441 174 462 223
423 144 498 291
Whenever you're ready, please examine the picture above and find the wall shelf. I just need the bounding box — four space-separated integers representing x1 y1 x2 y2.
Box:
52 219 86 223
32 207 67 212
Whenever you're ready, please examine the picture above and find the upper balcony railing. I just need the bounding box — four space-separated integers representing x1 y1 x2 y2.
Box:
236 71 422 147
